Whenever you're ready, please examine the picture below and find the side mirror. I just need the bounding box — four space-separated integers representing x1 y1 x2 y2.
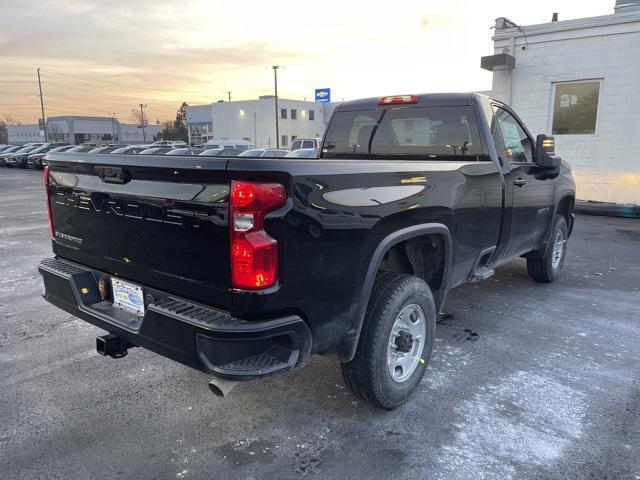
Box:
535 134 561 177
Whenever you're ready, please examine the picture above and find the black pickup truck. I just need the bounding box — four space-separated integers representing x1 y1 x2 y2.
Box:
39 93 575 409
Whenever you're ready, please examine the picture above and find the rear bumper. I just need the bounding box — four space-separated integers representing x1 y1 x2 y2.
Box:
38 257 312 379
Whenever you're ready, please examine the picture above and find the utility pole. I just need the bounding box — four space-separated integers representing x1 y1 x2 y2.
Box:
227 91 232 102
37 68 47 142
272 66 281 148
139 103 147 142
109 113 117 143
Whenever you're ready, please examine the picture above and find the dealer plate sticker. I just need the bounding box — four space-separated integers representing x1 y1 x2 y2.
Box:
111 278 145 317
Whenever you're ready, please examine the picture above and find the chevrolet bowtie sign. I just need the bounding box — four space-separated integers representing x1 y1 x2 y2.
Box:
315 88 331 103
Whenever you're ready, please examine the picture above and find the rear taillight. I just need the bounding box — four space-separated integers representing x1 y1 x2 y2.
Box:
230 180 286 289
44 165 54 239
378 95 418 105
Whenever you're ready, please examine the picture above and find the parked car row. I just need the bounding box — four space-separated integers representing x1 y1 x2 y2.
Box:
0 143 68 168
0 138 319 170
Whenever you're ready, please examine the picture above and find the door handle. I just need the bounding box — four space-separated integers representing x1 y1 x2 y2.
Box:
514 178 527 187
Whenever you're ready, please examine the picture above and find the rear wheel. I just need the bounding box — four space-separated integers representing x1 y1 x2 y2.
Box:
341 272 436 410
527 215 568 283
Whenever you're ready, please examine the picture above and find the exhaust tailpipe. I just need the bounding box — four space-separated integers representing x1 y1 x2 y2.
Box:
208 377 238 397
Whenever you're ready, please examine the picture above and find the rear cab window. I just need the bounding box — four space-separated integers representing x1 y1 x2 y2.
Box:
322 106 485 160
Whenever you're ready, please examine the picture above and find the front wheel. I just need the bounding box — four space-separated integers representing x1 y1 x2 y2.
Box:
341 272 436 410
527 215 568 283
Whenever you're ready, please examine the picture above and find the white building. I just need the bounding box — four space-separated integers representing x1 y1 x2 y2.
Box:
485 1 640 205
8 116 161 145
185 104 214 146
6 124 43 144
187 97 338 148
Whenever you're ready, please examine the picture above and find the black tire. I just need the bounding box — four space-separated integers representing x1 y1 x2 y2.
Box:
527 215 568 283
341 272 436 410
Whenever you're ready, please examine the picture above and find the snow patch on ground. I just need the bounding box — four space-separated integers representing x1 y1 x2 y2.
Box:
435 370 585 480
423 344 469 390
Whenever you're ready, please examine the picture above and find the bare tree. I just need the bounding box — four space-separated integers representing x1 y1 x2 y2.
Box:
4 115 20 126
130 108 148 127
0 119 7 144
47 122 64 142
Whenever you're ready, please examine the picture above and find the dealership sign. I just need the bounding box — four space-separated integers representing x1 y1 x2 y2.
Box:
315 88 331 103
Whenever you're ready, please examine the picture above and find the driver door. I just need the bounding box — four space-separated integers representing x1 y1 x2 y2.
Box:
492 105 554 258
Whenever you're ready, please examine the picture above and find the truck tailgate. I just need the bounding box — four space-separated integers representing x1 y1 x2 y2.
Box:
46 153 232 308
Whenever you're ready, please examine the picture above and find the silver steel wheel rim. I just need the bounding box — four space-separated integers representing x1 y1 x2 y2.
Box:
552 229 565 270
387 303 426 383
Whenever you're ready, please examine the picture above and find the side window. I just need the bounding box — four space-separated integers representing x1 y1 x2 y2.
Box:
492 106 533 163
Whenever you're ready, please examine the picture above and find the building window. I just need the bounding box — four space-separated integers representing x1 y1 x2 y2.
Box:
551 80 601 135
309 110 315 121
291 135 297 142
281 108 287 119
281 135 288 147
291 109 297 120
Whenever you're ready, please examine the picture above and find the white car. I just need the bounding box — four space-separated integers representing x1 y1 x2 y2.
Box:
204 139 255 151
238 148 290 157
290 138 322 151
151 140 188 147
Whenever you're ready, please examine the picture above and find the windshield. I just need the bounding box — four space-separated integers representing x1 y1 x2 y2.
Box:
285 148 317 158
167 148 187 155
198 149 224 156
139 147 172 155
50 145 73 153
66 146 95 153
15 146 37 154
29 145 50 154
261 149 288 157
239 149 265 157
2 146 20 154
323 106 484 159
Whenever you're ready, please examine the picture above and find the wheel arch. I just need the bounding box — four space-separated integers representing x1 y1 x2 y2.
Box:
555 194 575 236
337 223 452 362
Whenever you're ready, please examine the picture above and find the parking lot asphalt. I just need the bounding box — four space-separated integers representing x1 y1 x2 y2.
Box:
1 167 639 480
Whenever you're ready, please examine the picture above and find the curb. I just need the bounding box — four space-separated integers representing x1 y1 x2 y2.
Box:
575 200 640 219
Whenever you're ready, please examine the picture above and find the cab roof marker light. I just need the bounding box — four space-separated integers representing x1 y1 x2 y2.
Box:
379 95 418 105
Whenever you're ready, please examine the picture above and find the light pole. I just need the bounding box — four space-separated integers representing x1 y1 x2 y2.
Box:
272 66 281 148
139 103 147 142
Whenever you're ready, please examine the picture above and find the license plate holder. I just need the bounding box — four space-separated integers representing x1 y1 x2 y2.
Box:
111 277 145 317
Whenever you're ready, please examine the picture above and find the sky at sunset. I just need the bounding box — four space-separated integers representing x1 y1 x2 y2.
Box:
0 0 614 124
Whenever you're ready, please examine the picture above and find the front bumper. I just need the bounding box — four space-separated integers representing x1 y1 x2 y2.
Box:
38 257 312 379
8 157 27 167
28 156 44 168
